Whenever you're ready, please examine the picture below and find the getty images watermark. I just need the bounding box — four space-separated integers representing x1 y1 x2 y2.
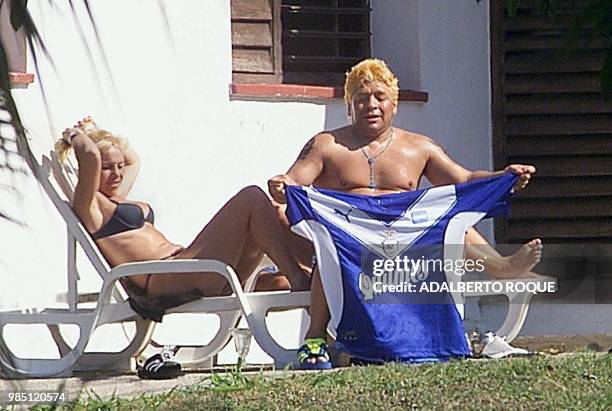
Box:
358 244 558 303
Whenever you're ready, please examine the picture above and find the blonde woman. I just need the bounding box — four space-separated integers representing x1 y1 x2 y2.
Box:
57 118 309 377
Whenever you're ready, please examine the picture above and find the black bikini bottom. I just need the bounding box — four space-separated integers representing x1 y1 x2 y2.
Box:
119 277 203 322
118 247 201 322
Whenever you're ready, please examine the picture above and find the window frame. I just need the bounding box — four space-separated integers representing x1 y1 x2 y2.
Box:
231 0 372 87
229 0 428 103
280 0 372 87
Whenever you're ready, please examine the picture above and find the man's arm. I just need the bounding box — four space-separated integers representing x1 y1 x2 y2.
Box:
268 133 327 203
423 140 535 190
423 141 473 186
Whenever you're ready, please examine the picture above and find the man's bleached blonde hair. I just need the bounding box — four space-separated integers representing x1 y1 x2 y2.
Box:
344 58 399 107
55 129 128 162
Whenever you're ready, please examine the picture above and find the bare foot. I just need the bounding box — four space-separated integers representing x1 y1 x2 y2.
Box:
501 239 543 278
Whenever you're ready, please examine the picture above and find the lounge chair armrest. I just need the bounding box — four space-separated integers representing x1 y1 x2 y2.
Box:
100 259 254 320
108 259 234 280
104 259 248 309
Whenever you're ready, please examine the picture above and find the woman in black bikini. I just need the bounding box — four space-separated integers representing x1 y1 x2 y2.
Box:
56 117 309 317
57 117 310 378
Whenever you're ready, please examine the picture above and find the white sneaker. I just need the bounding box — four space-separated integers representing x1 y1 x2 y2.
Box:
481 332 530 359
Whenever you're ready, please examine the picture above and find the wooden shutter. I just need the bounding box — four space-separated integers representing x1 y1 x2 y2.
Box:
281 0 371 86
492 0 612 243
231 0 282 83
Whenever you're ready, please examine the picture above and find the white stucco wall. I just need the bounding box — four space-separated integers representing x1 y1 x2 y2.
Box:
1 0 503 362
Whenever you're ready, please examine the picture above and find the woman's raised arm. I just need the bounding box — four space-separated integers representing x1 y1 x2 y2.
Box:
116 147 140 198
63 127 104 231
74 116 139 198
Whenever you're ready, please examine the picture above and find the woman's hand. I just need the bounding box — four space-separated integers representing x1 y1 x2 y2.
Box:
76 116 98 133
62 127 85 145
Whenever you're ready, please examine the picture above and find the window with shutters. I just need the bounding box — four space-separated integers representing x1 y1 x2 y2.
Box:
231 0 371 87
231 0 282 83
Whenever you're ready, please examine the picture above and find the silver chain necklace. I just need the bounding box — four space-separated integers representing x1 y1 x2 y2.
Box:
359 128 394 190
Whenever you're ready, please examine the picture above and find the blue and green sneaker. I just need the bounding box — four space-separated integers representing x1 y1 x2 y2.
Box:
297 337 332 370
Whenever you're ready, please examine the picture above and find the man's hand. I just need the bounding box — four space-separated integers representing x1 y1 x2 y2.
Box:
267 174 296 204
505 164 536 191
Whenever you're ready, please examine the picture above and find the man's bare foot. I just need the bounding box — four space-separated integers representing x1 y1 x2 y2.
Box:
499 239 543 279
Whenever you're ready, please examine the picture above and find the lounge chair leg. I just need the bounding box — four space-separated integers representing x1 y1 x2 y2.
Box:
170 310 242 368
246 308 298 369
72 317 154 372
0 317 93 378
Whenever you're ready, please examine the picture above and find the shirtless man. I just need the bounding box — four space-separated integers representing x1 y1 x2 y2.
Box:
268 58 542 367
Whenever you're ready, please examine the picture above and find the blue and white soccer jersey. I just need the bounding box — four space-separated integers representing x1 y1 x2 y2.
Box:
286 173 518 362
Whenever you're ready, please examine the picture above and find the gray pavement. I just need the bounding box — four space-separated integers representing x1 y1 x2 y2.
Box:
2 371 215 403
0 365 323 408
0 366 281 402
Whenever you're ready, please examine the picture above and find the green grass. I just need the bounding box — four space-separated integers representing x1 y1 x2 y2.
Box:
20 353 612 411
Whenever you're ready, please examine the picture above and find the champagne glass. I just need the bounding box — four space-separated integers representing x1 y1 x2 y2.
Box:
230 327 252 371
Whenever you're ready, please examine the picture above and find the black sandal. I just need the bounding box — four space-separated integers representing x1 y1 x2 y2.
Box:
137 346 184 380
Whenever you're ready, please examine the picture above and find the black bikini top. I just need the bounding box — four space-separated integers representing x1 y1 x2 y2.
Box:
91 199 155 240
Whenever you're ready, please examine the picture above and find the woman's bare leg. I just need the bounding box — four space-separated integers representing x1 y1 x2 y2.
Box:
233 231 265 283
254 272 291 291
229 230 292 292
146 186 308 297
273 202 316 272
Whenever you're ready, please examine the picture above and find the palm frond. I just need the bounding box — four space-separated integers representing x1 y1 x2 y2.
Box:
0 0 48 225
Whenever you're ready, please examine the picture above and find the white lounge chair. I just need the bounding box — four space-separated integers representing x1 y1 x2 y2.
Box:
463 276 553 342
0 144 310 378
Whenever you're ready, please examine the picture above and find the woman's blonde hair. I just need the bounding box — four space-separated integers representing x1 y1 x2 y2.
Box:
55 129 128 162
344 58 399 107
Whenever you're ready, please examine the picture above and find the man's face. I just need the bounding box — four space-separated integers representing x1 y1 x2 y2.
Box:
349 81 397 138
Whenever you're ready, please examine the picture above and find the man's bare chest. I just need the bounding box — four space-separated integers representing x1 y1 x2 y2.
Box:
317 148 427 192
